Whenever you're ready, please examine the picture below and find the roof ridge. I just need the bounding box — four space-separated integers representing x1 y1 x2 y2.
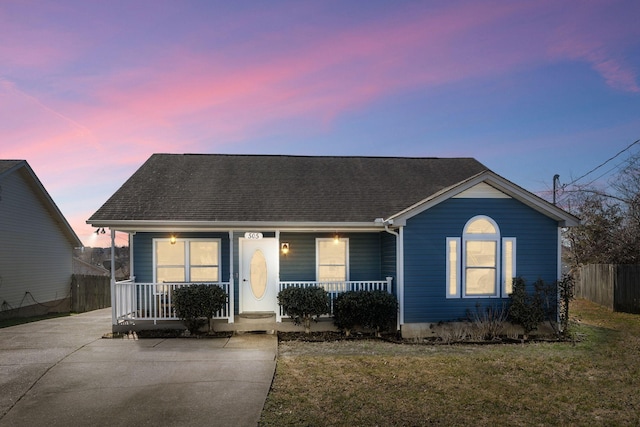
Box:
151 153 480 160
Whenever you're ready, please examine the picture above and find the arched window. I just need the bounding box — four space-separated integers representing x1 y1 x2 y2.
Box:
463 216 500 297
446 216 516 298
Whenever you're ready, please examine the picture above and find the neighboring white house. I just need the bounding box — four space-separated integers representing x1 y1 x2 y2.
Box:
0 160 83 318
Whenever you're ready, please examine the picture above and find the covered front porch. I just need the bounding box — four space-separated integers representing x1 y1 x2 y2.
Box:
105 227 398 333
111 278 393 332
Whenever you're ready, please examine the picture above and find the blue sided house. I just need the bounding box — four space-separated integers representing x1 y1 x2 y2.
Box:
88 154 579 336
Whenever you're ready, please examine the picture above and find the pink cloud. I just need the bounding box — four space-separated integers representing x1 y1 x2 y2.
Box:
5 1 638 156
59 2 542 146
545 1 640 93
58 0 638 155
3 0 638 245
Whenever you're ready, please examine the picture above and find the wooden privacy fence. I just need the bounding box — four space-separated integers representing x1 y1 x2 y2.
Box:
71 274 111 313
578 264 640 314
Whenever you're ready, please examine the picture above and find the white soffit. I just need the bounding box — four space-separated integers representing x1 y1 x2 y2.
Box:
452 182 511 199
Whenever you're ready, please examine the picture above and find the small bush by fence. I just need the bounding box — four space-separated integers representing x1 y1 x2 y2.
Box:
71 274 110 313
578 264 640 314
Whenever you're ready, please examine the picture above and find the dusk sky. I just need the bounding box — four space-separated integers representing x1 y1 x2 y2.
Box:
2 0 640 247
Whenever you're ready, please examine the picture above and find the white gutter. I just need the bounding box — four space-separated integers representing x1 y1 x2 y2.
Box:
86 220 383 230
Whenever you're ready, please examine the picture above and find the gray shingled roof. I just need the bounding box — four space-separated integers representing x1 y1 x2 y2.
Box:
89 154 489 223
0 160 24 175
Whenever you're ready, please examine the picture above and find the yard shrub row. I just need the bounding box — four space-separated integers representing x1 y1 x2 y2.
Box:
333 290 397 337
276 287 398 336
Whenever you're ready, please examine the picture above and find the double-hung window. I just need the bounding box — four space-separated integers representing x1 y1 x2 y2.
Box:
446 216 515 298
316 238 348 282
154 239 220 283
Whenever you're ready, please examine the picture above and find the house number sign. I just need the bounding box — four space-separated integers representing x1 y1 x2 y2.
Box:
244 232 263 240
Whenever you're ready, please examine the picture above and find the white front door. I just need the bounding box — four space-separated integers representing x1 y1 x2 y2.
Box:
239 238 279 312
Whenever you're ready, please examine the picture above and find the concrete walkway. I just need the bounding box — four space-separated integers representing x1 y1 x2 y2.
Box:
0 309 277 427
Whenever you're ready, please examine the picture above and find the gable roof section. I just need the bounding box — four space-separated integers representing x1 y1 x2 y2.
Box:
0 160 24 175
0 160 83 247
88 154 489 227
389 170 580 227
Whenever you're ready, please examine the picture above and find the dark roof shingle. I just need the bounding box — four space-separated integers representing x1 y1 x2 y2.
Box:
89 154 489 223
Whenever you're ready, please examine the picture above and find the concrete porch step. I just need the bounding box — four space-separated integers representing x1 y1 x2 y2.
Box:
212 315 339 334
237 312 276 320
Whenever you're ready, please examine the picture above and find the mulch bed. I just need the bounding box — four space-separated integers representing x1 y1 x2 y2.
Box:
102 329 233 339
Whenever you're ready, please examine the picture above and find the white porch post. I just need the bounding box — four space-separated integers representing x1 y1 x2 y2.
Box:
276 230 281 323
228 230 234 323
128 232 134 281
557 227 562 323
110 229 116 326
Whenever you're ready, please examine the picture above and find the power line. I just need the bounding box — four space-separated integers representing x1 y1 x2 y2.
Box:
564 138 640 187
580 157 631 189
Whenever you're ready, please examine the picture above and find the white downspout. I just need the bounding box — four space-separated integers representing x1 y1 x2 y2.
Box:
228 230 234 324
128 233 134 281
384 223 403 331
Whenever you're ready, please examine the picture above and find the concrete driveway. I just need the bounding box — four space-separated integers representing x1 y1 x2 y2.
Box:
0 309 277 427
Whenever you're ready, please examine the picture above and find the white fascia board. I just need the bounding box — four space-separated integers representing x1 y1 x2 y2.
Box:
388 171 580 227
86 220 387 233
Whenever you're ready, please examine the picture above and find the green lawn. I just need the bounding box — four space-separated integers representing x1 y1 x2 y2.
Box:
260 299 640 426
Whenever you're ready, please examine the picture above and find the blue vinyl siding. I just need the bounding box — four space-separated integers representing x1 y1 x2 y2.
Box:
403 198 559 323
132 232 230 283
381 231 397 293
279 232 385 282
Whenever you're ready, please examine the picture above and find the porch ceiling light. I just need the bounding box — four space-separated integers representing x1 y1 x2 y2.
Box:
333 233 340 244
170 235 177 245
281 242 290 255
95 227 106 235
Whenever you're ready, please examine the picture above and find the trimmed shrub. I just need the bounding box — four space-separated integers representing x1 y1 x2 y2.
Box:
173 284 228 334
333 291 362 336
362 290 398 336
508 277 544 338
333 290 398 337
277 286 330 333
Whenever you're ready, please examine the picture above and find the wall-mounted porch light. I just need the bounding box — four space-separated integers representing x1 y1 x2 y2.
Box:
281 242 290 255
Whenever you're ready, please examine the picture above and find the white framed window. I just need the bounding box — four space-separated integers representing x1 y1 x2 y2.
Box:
316 238 349 282
154 238 220 283
463 216 500 297
446 238 460 298
446 216 515 298
502 237 516 295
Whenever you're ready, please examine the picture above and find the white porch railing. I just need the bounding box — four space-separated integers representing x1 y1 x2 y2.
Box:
277 277 393 322
113 280 231 325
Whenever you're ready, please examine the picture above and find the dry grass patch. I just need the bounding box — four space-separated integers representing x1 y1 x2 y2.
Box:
260 299 640 426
